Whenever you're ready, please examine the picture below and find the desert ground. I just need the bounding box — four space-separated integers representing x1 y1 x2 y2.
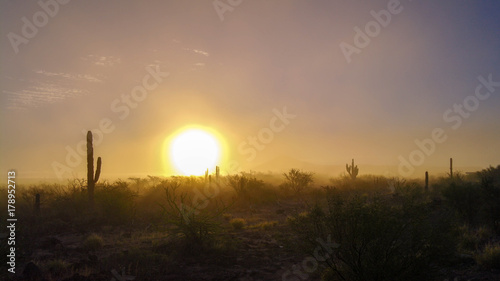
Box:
2 167 500 281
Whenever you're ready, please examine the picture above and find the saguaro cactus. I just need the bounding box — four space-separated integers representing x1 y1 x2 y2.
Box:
449 158 453 179
346 159 359 180
425 171 429 191
87 131 101 205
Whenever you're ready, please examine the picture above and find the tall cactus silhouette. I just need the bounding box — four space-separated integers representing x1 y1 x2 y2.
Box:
87 131 101 205
346 158 359 180
449 158 453 179
425 171 429 191
215 166 220 182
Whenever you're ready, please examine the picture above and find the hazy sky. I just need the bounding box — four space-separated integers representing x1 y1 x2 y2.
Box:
1 0 499 181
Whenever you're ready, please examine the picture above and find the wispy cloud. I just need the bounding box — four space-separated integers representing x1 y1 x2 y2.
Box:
81 55 121 67
184 48 209 57
193 49 209 56
34 70 104 83
4 69 104 109
4 85 88 110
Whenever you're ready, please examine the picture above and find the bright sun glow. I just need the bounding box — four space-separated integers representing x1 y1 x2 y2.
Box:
169 128 221 176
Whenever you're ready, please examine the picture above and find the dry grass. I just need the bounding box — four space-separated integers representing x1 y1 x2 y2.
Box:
83 233 104 252
229 218 246 230
476 243 500 269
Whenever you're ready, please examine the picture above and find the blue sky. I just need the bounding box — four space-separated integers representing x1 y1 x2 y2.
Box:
1 0 499 180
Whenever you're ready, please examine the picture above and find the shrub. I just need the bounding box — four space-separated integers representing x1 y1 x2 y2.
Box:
222 213 232 221
46 183 92 227
476 243 500 269
253 221 278 230
43 259 70 278
95 181 137 225
159 181 227 253
227 174 275 204
230 218 246 230
281 169 314 195
477 165 500 232
329 175 396 193
83 233 104 252
458 225 493 252
442 180 482 225
289 186 457 281
137 184 166 224
106 247 171 277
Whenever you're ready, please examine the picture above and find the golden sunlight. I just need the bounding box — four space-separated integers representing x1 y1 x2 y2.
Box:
168 127 222 176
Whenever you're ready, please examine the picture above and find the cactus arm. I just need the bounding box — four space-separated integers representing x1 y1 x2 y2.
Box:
94 157 101 183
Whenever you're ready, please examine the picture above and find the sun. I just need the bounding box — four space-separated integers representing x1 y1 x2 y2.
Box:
168 128 222 176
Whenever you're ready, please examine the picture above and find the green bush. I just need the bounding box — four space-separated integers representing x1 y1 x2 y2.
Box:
289 186 457 281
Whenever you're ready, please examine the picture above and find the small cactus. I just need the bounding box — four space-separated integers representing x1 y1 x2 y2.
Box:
215 166 220 182
425 171 429 191
449 158 453 179
346 159 359 180
87 131 101 206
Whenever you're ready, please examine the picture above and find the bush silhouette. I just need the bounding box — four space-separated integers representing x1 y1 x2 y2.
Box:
281 168 314 195
159 180 227 253
477 165 500 233
289 186 457 281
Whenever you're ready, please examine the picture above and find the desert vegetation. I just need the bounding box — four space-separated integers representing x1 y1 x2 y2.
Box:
1 165 500 280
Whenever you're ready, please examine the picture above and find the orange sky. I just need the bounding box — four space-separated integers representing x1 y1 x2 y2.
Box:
1 0 499 181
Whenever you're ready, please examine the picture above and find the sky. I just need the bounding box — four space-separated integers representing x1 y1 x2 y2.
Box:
1 0 499 182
